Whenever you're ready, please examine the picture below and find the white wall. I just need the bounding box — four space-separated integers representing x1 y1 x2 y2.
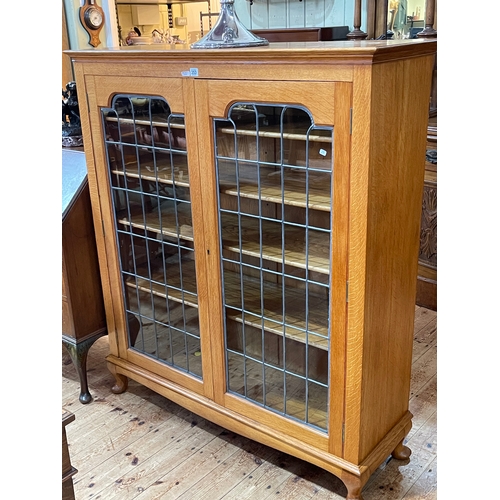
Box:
407 0 426 20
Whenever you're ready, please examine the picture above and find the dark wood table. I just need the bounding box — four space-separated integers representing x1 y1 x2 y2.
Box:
62 148 107 403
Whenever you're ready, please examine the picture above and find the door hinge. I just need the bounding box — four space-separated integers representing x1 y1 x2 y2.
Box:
349 108 353 135
101 219 105 238
342 423 345 442
346 281 349 303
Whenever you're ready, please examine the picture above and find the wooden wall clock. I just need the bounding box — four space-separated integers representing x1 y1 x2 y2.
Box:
79 0 105 47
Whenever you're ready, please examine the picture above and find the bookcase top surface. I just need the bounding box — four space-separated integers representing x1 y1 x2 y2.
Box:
67 39 436 65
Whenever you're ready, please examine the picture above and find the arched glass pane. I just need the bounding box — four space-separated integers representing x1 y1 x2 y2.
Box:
101 95 202 379
215 102 333 432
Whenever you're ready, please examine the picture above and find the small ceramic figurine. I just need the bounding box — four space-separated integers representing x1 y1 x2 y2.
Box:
152 28 166 43
151 28 185 44
125 27 141 45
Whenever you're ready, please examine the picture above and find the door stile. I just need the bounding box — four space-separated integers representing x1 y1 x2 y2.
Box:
343 65 374 464
182 77 216 401
192 79 228 406
328 81 353 457
82 74 124 359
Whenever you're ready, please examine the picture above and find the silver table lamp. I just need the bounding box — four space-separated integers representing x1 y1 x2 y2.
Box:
191 0 268 49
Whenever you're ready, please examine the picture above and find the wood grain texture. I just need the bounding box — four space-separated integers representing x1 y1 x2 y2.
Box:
93 76 185 114
183 76 216 402
357 54 436 463
192 78 228 407
343 53 435 465
328 81 353 458
76 68 120 358
342 63 371 464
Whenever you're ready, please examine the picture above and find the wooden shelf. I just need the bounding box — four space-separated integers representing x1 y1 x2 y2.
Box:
219 162 332 212
223 271 329 350
105 115 185 130
73 38 438 497
118 201 194 241
121 206 330 274
104 115 187 150
221 212 330 274
114 156 333 212
111 155 190 188
126 257 329 350
218 124 332 143
126 256 199 309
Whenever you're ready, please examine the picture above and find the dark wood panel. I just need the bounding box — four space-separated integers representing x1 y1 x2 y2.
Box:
251 26 349 42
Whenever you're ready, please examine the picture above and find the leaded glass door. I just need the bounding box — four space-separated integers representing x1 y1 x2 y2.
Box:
213 99 336 434
101 93 204 383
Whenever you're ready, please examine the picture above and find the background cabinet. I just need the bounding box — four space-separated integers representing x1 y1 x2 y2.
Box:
70 39 436 499
416 120 437 310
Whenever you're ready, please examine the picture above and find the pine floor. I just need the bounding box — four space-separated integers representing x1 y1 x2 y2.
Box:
62 306 437 500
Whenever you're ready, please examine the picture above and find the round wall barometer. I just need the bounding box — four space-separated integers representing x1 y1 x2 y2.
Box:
79 0 105 48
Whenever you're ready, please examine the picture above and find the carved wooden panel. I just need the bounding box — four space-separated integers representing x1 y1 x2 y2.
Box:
416 141 437 311
419 177 437 269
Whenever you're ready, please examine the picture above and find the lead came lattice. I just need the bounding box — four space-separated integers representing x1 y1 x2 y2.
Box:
215 103 334 432
101 95 202 379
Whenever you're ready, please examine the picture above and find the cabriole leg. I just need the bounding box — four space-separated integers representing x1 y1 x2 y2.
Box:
62 333 106 404
341 471 365 500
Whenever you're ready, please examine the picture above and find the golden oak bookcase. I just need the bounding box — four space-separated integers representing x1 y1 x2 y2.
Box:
69 39 436 499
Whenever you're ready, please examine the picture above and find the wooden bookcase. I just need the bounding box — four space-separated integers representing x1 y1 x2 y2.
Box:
69 39 436 499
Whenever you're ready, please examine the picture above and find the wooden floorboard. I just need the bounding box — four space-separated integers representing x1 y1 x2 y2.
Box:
62 306 437 500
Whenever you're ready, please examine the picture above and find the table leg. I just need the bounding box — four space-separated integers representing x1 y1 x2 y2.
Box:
62 331 107 404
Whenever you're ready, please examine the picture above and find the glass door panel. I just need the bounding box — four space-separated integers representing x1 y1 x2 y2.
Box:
102 95 202 379
215 103 333 432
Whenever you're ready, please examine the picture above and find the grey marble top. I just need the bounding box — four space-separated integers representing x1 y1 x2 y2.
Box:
62 148 87 219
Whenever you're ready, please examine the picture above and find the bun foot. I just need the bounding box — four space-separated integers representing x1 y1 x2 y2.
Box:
108 363 128 394
391 439 412 460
